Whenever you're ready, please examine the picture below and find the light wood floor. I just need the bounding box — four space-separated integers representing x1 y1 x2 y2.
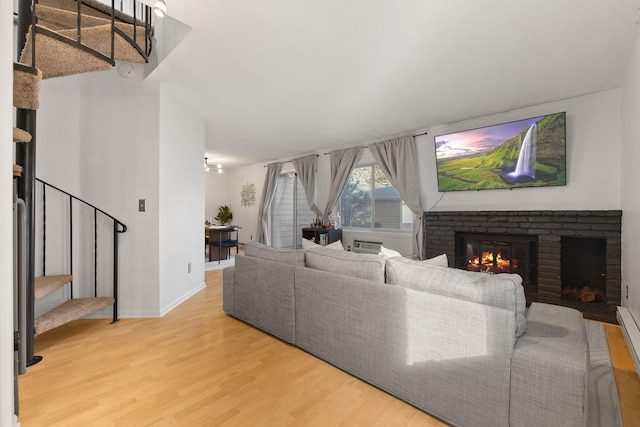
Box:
18 270 640 426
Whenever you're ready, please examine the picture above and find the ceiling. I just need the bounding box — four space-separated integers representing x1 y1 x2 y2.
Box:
148 1 640 168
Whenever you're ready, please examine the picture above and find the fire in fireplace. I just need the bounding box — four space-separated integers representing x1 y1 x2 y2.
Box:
456 233 538 295
466 246 518 273
425 210 622 323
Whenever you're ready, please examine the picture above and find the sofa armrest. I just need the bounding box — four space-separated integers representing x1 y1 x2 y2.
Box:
222 265 235 315
231 254 297 344
510 303 589 427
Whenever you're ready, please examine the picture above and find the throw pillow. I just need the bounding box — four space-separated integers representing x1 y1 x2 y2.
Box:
302 238 345 251
379 245 402 258
387 253 448 267
301 237 317 250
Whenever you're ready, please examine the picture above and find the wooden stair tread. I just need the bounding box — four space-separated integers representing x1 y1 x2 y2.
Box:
13 164 23 177
35 297 115 335
13 127 32 143
35 274 73 299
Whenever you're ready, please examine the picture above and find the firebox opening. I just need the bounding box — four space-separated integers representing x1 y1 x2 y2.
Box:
561 237 606 303
455 232 538 297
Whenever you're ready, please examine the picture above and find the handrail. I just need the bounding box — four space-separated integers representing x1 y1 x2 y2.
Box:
36 178 127 233
74 0 155 61
37 178 126 324
29 0 154 66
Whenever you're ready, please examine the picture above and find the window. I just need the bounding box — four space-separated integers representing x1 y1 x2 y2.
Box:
340 164 412 231
271 173 316 249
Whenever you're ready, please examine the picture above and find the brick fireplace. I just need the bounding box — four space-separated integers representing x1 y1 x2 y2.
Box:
424 210 622 323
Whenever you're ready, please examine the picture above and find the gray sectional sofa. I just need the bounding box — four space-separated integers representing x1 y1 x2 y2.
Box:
223 242 589 427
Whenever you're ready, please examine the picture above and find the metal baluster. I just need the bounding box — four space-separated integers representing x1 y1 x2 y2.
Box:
132 0 137 49
42 183 46 276
69 196 73 299
94 209 98 297
77 0 81 43
110 0 115 60
112 221 119 323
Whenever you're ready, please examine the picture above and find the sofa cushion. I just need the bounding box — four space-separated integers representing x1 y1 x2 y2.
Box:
510 303 588 426
305 246 387 283
386 258 527 337
244 241 306 266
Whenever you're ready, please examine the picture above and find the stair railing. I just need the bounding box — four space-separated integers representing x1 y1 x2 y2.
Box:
30 0 154 67
36 178 127 323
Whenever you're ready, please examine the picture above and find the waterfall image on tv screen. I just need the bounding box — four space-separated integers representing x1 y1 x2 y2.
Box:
434 112 566 192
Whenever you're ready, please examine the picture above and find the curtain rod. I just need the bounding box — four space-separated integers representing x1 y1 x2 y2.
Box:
263 153 319 167
323 131 428 155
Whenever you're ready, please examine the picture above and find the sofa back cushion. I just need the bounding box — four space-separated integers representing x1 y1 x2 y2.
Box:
305 246 387 283
244 241 305 266
386 258 527 337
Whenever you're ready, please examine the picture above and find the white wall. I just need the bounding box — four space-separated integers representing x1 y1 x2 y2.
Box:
225 163 269 243
621 27 640 366
419 90 622 211
1 0 15 423
205 170 228 224
219 90 623 257
158 84 205 314
37 65 167 318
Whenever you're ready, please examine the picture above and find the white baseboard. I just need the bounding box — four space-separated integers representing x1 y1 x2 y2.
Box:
617 306 640 377
160 282 206 317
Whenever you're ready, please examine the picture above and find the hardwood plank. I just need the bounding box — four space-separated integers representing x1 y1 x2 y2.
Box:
605 322 640 427
18 270 638 426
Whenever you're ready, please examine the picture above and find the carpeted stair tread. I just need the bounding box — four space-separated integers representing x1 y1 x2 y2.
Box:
13 127 32 143
35 297 115 335
35 274 73 299
36 3 115 31
20 25 113 79
13 165 23 178
39 0 148 27
13 64 42 110
56 24 147 64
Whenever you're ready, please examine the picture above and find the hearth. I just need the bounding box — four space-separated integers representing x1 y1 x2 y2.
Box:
424 210 622 323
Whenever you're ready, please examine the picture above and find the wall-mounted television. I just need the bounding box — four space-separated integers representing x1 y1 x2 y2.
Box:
434 112 566 192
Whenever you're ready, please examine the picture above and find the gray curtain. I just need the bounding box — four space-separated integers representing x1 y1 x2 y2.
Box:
292 155 322 217
256 163 282 245
322 147 362 222
370 136 425 259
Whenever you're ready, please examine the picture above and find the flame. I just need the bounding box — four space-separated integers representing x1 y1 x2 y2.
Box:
468 251 511 272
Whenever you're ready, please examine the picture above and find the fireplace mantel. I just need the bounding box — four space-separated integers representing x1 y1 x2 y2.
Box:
423 210 622 322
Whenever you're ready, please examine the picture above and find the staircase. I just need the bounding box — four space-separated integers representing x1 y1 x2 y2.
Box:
34 275 114 335
13 0 151 360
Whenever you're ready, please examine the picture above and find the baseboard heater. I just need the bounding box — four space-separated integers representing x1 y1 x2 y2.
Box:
617 307 640 378
352 240 382 254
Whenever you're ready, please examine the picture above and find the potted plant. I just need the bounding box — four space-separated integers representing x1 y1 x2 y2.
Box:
215 205 233 225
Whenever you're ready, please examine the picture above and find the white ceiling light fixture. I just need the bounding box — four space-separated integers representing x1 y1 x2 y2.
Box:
204 158 223 173
153 0 166 17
